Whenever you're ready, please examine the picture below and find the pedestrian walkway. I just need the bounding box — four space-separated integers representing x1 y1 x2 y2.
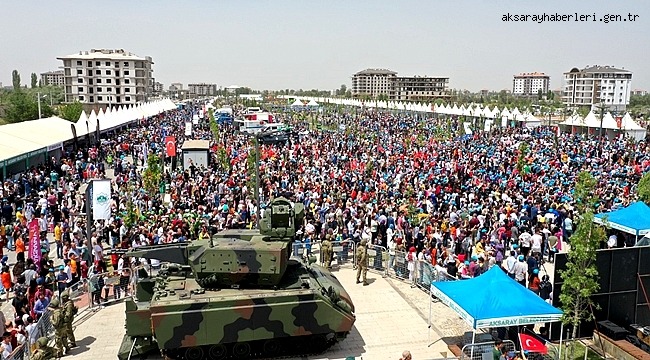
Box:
64 265 453 360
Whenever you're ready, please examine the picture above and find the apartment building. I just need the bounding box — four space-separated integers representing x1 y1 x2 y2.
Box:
392 76 449 101
351 69 449 100
513 72 550 97
351 69 397 98
562 65 632 111
40 70 65 86
57 49 155 107
188 83 217 96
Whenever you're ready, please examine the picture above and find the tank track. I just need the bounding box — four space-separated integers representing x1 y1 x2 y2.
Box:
159 333 342 360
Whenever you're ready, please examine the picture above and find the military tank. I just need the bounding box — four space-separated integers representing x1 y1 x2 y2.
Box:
118 197 356 360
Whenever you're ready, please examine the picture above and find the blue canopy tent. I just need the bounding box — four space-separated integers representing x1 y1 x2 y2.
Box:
429 267 563 355
594 201 650 243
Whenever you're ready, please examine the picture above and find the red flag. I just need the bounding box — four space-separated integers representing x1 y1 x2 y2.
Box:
519 333 548 354
28 219 41 269
165 136 176 157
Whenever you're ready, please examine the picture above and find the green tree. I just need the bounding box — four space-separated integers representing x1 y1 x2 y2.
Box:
516 142 529 174
12 70 21 91
31 73 37 88
59 101 84 122
637 172 650 205
4 91 54 123
208 108 220 144
142 154 163 199
559 171 605 360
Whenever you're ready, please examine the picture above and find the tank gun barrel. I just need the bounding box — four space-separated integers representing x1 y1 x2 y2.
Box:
126 243 192 264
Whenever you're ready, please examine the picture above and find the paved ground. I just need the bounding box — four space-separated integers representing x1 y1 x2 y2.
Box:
64 263 455 360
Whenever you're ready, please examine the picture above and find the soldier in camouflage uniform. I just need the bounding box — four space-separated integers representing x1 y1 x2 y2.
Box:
61 292 78 347
321 236 333 269
31 337 58 360
49 298 70 355
356 239 369 285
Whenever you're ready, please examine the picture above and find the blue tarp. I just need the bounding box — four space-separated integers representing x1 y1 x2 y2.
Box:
594 201 650 237
430 266 563 329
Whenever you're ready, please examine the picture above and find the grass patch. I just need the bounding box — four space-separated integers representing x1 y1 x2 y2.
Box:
554 341 604 360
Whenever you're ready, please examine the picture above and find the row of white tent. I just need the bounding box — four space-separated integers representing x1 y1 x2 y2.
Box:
278 95 540 123
560 111 646 141
76 99 177 135
290 98 319 107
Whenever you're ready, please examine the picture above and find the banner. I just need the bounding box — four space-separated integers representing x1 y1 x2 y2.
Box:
463 122 473 135
92 180 112 220
185 122 192 136
165 136 176 157
28 219 41 267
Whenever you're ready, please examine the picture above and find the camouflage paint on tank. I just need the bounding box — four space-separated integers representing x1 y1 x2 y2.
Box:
121 197 354 359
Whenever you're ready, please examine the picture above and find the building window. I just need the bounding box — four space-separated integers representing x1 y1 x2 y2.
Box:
77 78 83 83
124 79 130 84
95 70 101 75
106 70 111 75
90 96 94 102
98 96 103 101
77 87 83 92
106 79 111 83
115 71 120 77
114 62 119 68
79 95 84 101
76 69 82 75
76 61 82 66
116 96 121 103
95 61 100 66
97 87 102 92
97 79 102 83
125 96 130 101
107 88 112 92
105 61 110 66
88 79 93 85
125 88 130 93
124 70 130 76
87 70 92 76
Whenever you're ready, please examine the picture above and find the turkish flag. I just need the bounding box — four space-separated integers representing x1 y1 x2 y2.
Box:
165 136 176 157
519 333 548 354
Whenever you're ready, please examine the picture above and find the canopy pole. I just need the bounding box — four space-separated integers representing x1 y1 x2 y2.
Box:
470 329 476 359
559 323 564 360
428 288 432 342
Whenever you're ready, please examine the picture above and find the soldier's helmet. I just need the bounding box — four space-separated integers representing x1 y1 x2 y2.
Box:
50 298 60 308
36 337 49 348
61 292 70 299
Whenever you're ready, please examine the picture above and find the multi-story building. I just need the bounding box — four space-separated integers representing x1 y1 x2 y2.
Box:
351 69 449 100
562 65 632 111
351 69 397 98
40 70 65 87
153 81 163 95
170 82 183 91
392 76 449 101
188 83 217 97
513 72 550 97
631 89 648 96
57 49 155 108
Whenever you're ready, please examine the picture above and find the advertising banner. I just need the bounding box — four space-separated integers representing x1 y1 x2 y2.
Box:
92 180 112 220
28 219 41 267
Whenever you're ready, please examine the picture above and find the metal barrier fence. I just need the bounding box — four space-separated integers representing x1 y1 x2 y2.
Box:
366 245 388 275
461 339 516 360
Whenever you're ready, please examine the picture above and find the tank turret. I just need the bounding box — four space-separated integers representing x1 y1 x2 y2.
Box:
127 197 305 288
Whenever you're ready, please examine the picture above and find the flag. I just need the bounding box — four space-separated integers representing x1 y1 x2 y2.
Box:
556 126 561 137
165 136 176 157
519 333 548 354
92 180 112 220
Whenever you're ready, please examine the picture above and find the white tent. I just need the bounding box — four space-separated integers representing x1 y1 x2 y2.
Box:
290 99 304 107
78 110 88 124
621 113 647 141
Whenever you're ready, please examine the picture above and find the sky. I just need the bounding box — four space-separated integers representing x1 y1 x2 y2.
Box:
0 0 648 92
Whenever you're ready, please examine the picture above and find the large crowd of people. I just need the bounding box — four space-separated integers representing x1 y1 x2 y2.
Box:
0 99 646 357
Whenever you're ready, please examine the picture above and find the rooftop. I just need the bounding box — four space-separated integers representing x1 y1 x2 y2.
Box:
514 72 549 77
566 65 631 74
354 68 397 76
58 49 151 62
40 70 64 75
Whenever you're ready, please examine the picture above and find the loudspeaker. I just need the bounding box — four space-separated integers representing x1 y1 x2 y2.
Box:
597 320 629 341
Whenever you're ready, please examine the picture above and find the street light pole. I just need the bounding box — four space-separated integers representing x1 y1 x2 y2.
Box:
37 91 42 119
